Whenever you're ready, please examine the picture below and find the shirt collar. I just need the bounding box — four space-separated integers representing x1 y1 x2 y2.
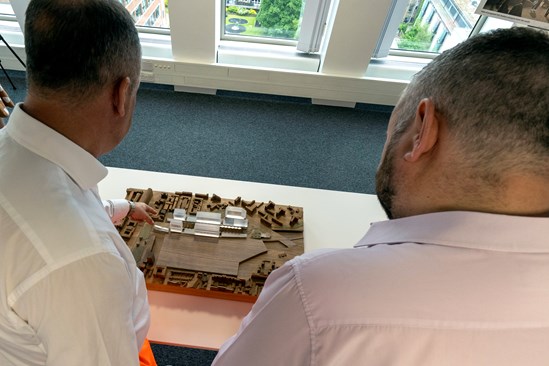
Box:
6 103 108 190
356 211 549 253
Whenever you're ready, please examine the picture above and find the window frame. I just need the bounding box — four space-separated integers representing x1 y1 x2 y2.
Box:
220 0 332 51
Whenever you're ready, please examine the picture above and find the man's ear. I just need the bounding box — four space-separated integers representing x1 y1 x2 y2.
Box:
112 77 131 117
404 98 439 162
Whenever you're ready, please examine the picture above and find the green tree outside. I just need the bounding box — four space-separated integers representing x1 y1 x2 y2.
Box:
395 0 434 51
397 21 434 51
256 0 303 39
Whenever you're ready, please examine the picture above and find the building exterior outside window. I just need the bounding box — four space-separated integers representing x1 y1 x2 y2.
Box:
121 0 169 28
394 0 480 53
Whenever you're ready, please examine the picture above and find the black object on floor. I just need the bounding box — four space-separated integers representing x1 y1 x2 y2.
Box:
151 343 218 366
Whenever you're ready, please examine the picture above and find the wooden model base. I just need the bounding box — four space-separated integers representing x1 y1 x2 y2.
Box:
117 188 304 302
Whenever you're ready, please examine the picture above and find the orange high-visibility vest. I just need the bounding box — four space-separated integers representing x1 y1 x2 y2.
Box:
139 339 157 366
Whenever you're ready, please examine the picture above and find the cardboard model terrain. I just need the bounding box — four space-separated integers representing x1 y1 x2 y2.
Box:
117 188 304 302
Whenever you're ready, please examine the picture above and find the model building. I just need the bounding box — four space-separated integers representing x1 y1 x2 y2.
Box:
117 188 304 302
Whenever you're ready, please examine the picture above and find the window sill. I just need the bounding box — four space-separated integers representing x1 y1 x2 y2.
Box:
217 41 320 72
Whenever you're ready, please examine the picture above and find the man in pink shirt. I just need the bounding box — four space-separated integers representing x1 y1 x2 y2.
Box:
213 27 549 365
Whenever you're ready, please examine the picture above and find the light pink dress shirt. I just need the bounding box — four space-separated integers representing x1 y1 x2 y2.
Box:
213 211 549 365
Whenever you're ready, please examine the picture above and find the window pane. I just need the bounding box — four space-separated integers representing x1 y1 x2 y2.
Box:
393 0 481 53
224 0 305 42
121 0 170 29
0 0 13 16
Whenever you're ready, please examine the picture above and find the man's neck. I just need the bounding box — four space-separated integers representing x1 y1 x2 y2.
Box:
21 94 108 158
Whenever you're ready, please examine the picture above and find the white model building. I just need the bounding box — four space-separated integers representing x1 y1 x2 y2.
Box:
164 206 249 238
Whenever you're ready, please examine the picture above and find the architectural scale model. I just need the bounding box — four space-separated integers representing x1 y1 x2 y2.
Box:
117 188 304 302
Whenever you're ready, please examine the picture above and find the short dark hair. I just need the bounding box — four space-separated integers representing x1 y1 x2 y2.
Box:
395 27 549 178
25 0 141 103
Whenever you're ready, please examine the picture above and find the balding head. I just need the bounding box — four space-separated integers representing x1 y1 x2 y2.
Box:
25 0 141 105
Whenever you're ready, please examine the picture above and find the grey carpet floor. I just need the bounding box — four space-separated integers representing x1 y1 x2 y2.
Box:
0 71 392 194
103 85 391 194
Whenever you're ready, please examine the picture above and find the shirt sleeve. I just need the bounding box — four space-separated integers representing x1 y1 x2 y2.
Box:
102 199 130 224
12 252 143 366
212 260 312 366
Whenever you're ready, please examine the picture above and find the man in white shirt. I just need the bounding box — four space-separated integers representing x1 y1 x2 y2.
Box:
212 27 549 365
0 0 155 365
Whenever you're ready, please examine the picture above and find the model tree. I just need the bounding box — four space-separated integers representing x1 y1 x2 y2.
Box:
256 0 303 39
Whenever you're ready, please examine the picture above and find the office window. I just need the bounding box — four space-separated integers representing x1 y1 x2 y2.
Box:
122 0 169 29
0 1 22 36
0 0 13 15
393 0 480 53
223 0 305 43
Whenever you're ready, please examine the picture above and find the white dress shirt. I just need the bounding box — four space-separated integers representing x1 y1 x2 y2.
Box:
213 211 549 365
103 198 133 224
0 105 150 366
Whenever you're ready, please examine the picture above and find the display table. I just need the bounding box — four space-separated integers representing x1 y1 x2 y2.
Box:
98 167 387 349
